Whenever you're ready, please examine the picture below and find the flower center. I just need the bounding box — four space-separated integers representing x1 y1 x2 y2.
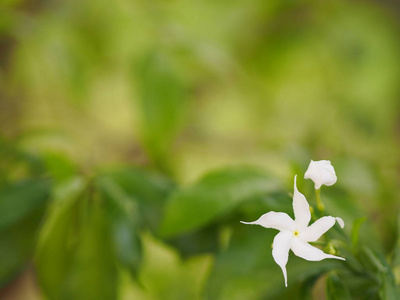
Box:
294 230 299 236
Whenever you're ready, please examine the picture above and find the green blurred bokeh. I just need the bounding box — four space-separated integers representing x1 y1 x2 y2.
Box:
1 0 400 299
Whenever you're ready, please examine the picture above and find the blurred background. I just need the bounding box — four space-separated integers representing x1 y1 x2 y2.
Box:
1 0 400 299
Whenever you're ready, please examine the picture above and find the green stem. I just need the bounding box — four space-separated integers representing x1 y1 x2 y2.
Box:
315 188 324 213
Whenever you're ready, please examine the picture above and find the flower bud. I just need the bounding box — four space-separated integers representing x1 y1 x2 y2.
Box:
304 160 337 189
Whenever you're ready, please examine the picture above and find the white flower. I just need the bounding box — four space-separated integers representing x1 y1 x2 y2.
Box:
241 176 344 287
304 160 337 189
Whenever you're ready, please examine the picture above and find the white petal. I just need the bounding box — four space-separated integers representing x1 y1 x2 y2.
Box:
336 217 345 228
304 160 337 189
299 216 336 242
291 238 345 261
241 212 296 232
272 231 293 287
293 176 311 231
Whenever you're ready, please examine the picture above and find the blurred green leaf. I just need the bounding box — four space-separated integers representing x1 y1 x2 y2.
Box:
42 152 78 182
326 274 351 300
351 217 366 250
358 246 399 300
165 223 220 257
0 179 50 286
359 246 387 273
391 211 400 267
379 271 398 300
0 179 50 230
36 178 118 300
104 166 174 233
133 234 212 300
62 197 117 300
160 166 281 237
36 178 85 299
136 51 188 170
97 177 142 277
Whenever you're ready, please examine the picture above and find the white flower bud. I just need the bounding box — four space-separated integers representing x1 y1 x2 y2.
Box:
304 160 337 189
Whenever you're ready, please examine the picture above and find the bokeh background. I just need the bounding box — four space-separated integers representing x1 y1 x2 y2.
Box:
1 0 400 299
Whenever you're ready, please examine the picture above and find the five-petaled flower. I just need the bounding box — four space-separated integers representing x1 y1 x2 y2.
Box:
241 176 344 287
304 160 337 190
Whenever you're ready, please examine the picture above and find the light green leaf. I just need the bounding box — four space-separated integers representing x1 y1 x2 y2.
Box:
62 199 118 300
136 51 188 169
160 166 281 238
36 178 118 300
35 178 85 299
123 234 213 300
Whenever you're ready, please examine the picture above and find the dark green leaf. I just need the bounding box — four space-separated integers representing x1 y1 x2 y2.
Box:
0 179 50 286
0 179 50 230
160 166 281 237
103 166 173 233
326 274 351 300
391 211 400 266
97 177 142 277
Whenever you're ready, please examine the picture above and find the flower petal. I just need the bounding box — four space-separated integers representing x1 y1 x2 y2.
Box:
293 176 311 231
336 217 344 228
241 212 296 232
304 160 337 189
291 238 345 261
272 231 293 287
299 216 336 242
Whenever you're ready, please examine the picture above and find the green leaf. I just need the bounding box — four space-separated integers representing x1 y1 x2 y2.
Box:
0 179 50 230
136 51 188 169
35 178 85 299
36 178 118 300
379 272 398 300
160 166 281 237
103 166 174 233
97 177 142 277
42 152 78 182
358 246 398 300
127 234 213 300
351 217 366 250
0 179 50 286
62 199 118 300
391 211 400 266
326 274 351 300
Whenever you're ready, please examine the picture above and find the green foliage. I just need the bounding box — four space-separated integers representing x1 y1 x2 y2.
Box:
135 51 188 170
102 166 174 233
0 179 50 286
351 217 366 250
160 166 281 237
1 0 400 299
98 176 142 277
36 178 118 300
326 274 352 300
